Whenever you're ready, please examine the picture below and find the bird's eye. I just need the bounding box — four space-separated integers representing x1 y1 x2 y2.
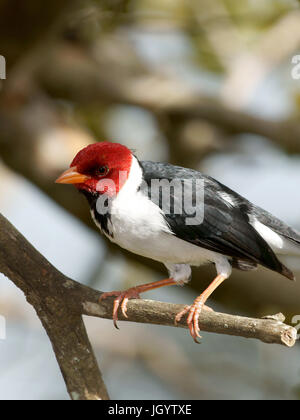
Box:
95 165 109 177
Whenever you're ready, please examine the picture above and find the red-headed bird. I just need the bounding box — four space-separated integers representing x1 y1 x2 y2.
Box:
56 142 299 342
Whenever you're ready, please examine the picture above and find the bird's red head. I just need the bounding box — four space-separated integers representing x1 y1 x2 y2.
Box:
55 142 132 196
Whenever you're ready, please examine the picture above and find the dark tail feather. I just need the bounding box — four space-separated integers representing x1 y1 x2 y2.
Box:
248 226 297 281
279 263 296 281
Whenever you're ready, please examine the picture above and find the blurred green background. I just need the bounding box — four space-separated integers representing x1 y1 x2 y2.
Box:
0 0 300 400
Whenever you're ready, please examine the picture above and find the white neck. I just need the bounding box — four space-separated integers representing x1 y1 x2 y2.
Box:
118 155 143 197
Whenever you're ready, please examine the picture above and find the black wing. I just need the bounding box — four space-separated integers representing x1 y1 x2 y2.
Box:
140 160 294 280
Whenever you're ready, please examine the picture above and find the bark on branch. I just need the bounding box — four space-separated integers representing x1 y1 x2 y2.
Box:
0 213 109 401
83 300 297 348
0 213 297 399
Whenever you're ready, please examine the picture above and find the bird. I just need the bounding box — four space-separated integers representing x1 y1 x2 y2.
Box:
56 141 300 342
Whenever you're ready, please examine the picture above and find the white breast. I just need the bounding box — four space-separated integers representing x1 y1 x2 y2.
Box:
109 156 173 258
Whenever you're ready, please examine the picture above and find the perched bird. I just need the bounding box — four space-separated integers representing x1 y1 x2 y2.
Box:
56 142 300 342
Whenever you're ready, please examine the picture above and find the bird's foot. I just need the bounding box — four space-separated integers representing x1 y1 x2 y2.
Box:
99 278 177 330
99 288 141 329
175 300 214 343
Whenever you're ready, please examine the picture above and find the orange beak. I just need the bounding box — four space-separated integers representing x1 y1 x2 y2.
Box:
55 166 90 184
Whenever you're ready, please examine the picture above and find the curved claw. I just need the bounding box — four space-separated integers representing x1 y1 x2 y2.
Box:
113 298 121 329
121 297 129 318
99 289 140 329
175 305 201 342
99 278 178 330
174 302 214 343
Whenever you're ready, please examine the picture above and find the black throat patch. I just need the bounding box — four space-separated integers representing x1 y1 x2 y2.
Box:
80 190 113 238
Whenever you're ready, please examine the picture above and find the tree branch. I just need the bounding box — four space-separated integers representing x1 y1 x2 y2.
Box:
0 213 109 401
0 213 297 398
82 300 297 348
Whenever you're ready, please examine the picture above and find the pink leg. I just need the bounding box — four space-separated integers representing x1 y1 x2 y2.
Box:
99 278 177 329
175 274 227 343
